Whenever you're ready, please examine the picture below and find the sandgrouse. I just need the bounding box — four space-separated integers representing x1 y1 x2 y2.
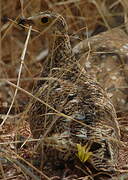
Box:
19 11 120 178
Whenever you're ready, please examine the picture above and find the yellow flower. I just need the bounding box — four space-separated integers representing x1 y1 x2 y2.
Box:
76 143 92 162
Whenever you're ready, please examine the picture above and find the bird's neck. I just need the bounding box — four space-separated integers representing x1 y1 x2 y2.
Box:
50 34 73 65
41 34 75 77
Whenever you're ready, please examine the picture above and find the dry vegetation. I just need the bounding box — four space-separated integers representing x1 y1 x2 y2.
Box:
0 0 128 179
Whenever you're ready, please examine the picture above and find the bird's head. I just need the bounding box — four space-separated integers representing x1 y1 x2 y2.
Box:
18 11 68 35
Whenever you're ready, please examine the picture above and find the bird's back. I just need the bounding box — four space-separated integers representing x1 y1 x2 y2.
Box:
29 68 120 174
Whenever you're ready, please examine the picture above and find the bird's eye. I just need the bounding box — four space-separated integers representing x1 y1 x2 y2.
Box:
41 17 49 23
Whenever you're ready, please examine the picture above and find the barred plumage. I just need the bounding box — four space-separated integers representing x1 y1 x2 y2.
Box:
19 11 120 178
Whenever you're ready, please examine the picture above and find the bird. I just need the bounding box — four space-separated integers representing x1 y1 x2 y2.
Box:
18 11 120 179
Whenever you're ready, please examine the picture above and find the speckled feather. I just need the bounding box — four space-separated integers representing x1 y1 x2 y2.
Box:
22 11 120 174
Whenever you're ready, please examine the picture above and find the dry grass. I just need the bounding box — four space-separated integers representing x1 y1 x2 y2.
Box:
0 0 128 179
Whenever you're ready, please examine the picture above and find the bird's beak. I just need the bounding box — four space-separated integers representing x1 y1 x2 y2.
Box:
17 17 39 33
18 17 34 26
